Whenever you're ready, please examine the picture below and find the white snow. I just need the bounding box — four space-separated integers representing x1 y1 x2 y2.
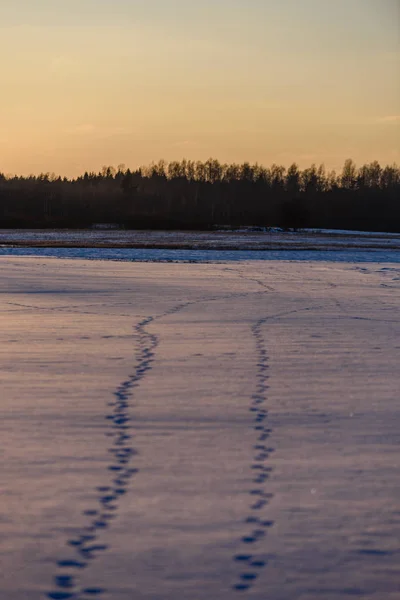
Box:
0 256 399 599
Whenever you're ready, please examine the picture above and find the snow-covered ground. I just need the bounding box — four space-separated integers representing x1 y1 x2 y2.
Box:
0 257 399 600
1 229 400 251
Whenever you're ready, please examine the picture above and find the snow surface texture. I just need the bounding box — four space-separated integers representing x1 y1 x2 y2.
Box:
0 257 399 600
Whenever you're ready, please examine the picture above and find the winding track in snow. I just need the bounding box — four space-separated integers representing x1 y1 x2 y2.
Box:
45 281 281 599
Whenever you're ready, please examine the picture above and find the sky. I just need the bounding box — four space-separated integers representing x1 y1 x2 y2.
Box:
0 0 399 176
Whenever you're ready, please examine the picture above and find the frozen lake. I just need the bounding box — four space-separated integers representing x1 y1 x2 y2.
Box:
0 256 399 599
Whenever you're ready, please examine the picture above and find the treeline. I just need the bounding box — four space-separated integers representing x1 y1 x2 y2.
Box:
0 158 399 232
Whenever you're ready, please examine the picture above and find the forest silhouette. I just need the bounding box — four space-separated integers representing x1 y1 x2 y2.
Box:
1 159 399 232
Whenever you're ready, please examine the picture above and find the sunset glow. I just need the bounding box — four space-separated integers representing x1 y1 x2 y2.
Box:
1 0 399 176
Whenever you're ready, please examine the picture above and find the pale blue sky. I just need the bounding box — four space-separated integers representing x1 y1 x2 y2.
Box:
1 0 399 175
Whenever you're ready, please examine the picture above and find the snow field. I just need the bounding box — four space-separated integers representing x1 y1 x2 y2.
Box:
0 257 399 599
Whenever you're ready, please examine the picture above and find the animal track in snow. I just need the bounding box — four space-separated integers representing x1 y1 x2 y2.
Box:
46 313 160 599
46 288 273 598
232 318 275 593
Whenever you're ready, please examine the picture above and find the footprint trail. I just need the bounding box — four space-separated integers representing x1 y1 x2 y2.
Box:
233 318 275 593
45 286 271 598
46 316 158 599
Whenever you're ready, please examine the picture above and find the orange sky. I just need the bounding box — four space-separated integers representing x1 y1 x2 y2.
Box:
1 0 399 176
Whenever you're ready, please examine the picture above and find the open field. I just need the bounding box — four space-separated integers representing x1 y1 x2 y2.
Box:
0 255 399 600
1 229 400 251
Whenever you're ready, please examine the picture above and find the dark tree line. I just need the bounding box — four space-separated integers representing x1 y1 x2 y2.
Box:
0 158 399 232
